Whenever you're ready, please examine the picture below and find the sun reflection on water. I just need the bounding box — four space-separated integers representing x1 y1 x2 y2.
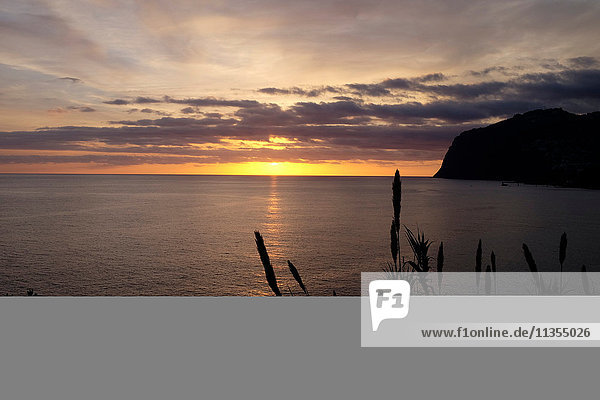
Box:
263 176 282 257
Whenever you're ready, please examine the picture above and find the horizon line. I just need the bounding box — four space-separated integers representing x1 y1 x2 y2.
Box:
0 172 434 178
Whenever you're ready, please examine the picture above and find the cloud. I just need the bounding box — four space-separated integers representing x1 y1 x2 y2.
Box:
47 107 68 114
469 66 513 77
104 99 130 105
346 83 391 97
103 96 261 108
164 96 260 108
568 56 598 69
68 106 96 112
257 86 340 97
140 108 170 116
59 77 82 83
3 57 600 170
135 97 161 104
111 116 237 127
0 122 462 167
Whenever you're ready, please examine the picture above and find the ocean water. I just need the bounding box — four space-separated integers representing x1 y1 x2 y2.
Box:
1 174 599 296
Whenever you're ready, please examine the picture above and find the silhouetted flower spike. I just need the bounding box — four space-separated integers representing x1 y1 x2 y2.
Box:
559 232 567 267
581 265 591 295
491 250 497 294
437 242 444 294
523 243 544 293
392 169 401 233
485 265 492 295
288 260 308 295
254 230 282 296
390 221 398 267
475 239 482 291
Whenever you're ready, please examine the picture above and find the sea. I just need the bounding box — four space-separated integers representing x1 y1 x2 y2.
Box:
1 174 599 295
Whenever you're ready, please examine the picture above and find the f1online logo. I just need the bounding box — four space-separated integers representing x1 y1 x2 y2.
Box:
369 280 411 331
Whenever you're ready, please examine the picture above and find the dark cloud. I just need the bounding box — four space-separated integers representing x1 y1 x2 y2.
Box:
423 81 508 99
568 56 598 69
0 122 463 166
260 73 447 98
59 77 82 83
111 117 237 127
234 103 297 126
68 106 96 112
414 73 447 83
346 83 391 96
332 96 358 101
3 61 600 168
103 96 260 108
140 108 169 116
135 96 161 104
164 96 260 108
291 101 370 125
104 99 130 105
257 86 340 97
204 112 223 118
469 66 512 77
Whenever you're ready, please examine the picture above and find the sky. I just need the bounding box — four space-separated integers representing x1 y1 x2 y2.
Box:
1 0 600 176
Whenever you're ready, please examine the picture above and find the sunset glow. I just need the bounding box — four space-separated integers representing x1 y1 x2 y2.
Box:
1 1 600 175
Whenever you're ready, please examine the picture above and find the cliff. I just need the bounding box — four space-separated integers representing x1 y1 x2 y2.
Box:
434 108 600 189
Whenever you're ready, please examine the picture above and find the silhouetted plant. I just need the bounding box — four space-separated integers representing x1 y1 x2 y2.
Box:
288 260 308 295
392 170 401 234
254 230 282 296
437 242 444 294
522 233 576 295
405 226 433 272
522 243 543 293
485 265 492 295
392 169 402 270
390 220 398 268
475 239 482 293
581 265 593 295
559 232 567 291
490 251 497 294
